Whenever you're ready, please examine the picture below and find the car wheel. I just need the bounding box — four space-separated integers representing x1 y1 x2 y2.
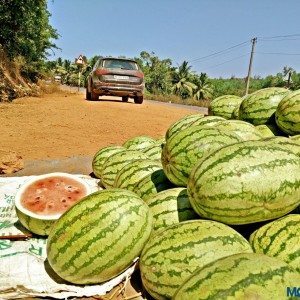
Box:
86 88 91 100
122 96 129 102
134 96 143 104
91 90 99 101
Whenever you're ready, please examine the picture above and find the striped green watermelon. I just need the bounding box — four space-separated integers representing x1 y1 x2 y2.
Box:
263 136 300 156
141 142 163 161
46 189 153 284
231 102 241 120
249 214 300 272
173 253 300 300
100 150 148 188
255 124 275 138
239 87 289 125
132 169 174 201
275 89 300 135
188 140 300 225
122 135 156 151
291 134 300 143
162 126 242 186
92 145 125 179
114 159 162 191
165 114 222 140
213 120 263 141
209 95 243 119
140 220 253 300
144 188 198 232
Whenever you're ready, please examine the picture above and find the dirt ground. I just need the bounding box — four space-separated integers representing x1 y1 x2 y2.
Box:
0 91 206 162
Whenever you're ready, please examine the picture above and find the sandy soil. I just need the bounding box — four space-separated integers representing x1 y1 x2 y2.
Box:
0 91 205 161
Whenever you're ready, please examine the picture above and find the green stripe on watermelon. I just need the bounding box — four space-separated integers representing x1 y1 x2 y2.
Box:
209 95 243 119
275 89 300 135
100 150 148 188
144 188 199 232
165 114 221 140
188 140 300 225
162 126 242 186
122 135 156 151
249 214 300 272
114 159 162 191
92 146 125 179
47 189 153 284
132 169 174 201
173 253 300 300
141 142 163 161
239 87 289 125
140 220 253 300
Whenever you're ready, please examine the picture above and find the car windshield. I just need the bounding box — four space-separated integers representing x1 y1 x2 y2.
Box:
102 59 138 70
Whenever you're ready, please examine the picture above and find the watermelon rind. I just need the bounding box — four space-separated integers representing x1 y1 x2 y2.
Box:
14 173 92 236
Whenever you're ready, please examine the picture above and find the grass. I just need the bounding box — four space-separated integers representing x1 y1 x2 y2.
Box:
145 93 211 108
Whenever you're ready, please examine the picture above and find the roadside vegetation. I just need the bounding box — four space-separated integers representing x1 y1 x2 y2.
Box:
1 1 300 106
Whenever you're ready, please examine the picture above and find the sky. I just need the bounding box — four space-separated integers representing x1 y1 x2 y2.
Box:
47 0 300 79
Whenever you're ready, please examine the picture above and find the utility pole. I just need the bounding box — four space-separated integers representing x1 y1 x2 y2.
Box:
245 37 257 96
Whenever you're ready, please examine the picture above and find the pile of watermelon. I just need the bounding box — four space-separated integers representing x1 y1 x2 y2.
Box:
16 87 300 299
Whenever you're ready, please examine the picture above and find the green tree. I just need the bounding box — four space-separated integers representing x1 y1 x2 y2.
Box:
0 0 58 80
191 72 213 100
137 51 173 94
172 61 196 99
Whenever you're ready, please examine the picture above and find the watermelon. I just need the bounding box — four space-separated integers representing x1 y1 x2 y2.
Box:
275 89 300 135
141 142 163 161
249 214 300 272
173 253 300 300
291 134 300 143
14 173 92 236
46 189 153 284
92 145 125 179
162 126 242 186
122 135 156 151
114 159 162 191
255 124 275 138
188 140 300 225
140 220 253 300
132 169 174 201
263 136 300 156
213 120 263 140
165 114 222 140
239 87 289 125
231 102 241 119
209 95 243 119
100 150 148 188
144 188 198 232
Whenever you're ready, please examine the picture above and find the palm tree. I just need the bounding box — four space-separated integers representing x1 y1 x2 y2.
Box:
172 61 196 98
192 72 213 100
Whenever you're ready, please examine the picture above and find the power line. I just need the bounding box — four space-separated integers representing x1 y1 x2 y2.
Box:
257 34 300 39
256 52 300 56
203 54 249 70
189 40 249 63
